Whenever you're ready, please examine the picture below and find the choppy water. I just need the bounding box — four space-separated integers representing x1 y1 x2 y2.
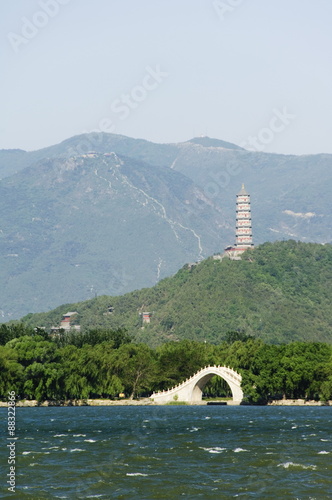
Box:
1 406 332 499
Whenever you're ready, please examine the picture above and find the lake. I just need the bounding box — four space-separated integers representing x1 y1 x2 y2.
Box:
1 406 331 499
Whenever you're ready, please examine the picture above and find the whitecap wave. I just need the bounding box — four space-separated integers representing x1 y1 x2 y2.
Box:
126 473 149 477
277 462 317 470
200 446 225 454
233 448 248 453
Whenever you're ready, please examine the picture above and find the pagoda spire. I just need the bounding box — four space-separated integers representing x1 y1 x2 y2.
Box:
238 183 248 195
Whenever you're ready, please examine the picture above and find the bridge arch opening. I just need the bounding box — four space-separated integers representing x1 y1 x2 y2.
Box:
191 371 239 402
201 375 232 399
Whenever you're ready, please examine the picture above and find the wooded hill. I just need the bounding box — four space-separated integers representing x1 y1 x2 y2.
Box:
21 240 332 346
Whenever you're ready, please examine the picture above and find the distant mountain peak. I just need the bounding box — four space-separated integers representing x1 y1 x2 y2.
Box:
186 136 243 150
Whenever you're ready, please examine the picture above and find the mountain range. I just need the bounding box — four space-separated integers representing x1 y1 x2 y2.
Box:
1 133 331 320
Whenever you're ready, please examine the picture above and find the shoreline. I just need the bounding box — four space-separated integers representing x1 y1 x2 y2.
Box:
0 398 331 407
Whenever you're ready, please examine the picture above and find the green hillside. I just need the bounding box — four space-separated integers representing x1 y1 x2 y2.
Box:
21 240 332 346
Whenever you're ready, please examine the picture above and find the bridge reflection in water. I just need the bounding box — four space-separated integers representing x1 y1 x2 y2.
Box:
151 365 243 405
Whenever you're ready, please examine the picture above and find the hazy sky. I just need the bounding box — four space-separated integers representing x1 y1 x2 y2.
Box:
1 0 332 154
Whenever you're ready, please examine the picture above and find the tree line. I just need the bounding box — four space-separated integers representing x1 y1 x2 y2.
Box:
1 324 332 404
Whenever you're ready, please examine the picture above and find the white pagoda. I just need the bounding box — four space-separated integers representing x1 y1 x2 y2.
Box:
224 184 254 258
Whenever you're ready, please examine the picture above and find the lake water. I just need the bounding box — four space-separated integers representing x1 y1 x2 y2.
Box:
1 406 331 499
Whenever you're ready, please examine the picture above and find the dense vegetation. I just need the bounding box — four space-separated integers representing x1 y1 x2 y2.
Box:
1 324 332 404
22 241 332 346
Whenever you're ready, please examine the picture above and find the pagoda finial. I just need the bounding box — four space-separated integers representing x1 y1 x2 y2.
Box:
238 183 248 195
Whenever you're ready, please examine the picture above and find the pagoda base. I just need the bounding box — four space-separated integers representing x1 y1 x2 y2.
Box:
224 246 253 260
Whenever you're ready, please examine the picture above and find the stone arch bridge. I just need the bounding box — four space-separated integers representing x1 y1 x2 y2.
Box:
151 365 243 405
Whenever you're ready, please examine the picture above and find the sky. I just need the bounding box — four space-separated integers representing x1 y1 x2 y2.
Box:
1 0 332 155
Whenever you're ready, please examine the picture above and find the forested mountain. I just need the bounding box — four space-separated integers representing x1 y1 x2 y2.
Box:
22 241 332 346
1 132 331 320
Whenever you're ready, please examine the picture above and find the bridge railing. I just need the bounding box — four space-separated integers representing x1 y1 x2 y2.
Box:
152 365 242 396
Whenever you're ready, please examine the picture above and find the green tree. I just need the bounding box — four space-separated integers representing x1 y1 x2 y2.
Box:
60 345 91 399
0 323 39 345
0 346 23 397
114 343 157 399
155 340 213 390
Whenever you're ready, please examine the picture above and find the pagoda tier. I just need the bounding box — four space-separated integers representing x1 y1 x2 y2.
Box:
235 184 253 249
222 184 254 259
